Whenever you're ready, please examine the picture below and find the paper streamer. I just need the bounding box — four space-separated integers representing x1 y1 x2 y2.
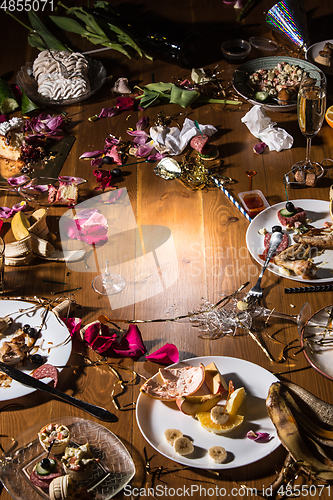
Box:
211 176 252 223
266 0 310 51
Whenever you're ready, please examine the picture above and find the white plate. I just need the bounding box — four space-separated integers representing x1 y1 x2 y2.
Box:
306 40 333 75
246 199 332 283
301 304 333 381
0 416 135 500
0 299 71 401
136 356 279 469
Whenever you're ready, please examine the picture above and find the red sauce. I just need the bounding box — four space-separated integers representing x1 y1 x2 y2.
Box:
242 193 265 216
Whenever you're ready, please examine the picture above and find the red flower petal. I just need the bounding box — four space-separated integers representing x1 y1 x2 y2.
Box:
146 343 179 365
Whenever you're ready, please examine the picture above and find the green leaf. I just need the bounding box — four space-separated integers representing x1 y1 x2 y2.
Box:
138 90 161 108
28 11 68 51
144 82 172 93
66 6 106 38
169 84 200 108
50 15 91 36
21 89 40 114
107 23 143 56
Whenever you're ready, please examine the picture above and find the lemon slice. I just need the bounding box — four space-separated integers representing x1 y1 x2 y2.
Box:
196 412 244 434
325 105 333 129
225 387 246 415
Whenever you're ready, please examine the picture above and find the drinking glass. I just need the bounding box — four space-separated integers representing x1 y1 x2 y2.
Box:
92 260 125 296
292 69 327 175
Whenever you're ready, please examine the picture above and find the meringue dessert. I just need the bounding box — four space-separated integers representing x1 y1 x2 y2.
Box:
33 50 90 100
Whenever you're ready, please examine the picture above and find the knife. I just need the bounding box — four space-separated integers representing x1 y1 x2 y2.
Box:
0 362 117 423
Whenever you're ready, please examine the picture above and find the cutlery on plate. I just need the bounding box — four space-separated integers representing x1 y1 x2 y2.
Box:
0 362 117 422
245 229 284 304
285 284 333 293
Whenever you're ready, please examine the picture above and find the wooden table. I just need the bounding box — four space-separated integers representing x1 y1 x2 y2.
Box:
1 0 333 498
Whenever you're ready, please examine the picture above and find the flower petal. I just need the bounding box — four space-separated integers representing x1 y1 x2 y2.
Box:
112 325 146 359
253 142 267 154
136 116 149 130
246 430 272 442
146 343 179 365
7 175 30 186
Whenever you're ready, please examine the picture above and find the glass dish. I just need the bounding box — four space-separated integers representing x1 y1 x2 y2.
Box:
249 37 278 52
0 416 135 500
221 39 251 62
16 58 107 106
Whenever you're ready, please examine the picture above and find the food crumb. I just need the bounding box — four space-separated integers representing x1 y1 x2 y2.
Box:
290 304 296 308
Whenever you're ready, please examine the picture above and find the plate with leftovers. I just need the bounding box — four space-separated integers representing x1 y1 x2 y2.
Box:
0 299 71 401
246 199 333 283
232 56 323 111
0 416 135 500
136 356 279 469
306 40 333 75
301 304 333 381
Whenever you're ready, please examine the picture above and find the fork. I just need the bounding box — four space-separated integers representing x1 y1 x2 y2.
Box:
245 230 284 306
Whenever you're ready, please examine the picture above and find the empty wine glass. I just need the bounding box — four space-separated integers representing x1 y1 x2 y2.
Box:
92 260 125 296
292 69 327 177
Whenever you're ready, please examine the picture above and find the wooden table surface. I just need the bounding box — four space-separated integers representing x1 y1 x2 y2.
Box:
1 0 333 498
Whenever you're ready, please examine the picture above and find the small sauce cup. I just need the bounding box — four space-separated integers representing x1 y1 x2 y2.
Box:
221 39 251 63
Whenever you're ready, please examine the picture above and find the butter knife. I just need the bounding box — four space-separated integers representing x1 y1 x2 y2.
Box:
0 362 117 423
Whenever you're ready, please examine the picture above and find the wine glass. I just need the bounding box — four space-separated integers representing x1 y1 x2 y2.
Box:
292 69 327 178
92 260 125 296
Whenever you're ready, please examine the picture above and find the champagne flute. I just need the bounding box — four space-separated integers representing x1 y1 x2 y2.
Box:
292 69 326 177
92 260 125 296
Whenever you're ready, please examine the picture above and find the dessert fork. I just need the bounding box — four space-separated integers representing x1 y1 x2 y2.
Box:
245 230 283 305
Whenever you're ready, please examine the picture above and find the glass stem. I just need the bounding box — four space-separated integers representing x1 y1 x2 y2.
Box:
306 136 312 165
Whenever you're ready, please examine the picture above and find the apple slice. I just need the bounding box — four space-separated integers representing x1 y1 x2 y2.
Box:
176 393 222 415
205 362 228 395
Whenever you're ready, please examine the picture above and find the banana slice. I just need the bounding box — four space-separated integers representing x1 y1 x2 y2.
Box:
164 428 183 445
208 446 227 464
173 436 194 456
211 406 229 425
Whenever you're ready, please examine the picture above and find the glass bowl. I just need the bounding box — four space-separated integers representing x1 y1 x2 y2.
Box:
221 39 251 62
16 57 107 106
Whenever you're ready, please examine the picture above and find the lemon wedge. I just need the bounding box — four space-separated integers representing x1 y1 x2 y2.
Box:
225 387 246 415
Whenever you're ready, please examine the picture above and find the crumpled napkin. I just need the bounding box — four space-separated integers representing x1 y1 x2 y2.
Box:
150 118 217 155
241 105 293 152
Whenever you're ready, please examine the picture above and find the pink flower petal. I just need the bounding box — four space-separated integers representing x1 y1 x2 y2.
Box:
7 175 30 186
112 325 146 359
136 116 149 130
63 317 82 337
146 343 179 365
0 114 7 123
83 322 117 353
99 107 118 118
247 430 272 442
79 150 104 159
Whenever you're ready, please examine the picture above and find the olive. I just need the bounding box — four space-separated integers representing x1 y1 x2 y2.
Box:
30 354 45 365
112 168 122 176
272 225 282 233
22 324 30 333
40 458 51 469
286 201 295 212
102 156 113 164
27 327 38 338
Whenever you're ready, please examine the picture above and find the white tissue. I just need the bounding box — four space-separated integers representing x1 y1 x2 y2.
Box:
241 105 293 152
150 118 218 155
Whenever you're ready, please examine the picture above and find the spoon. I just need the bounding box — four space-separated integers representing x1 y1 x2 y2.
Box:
245 170 256 191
